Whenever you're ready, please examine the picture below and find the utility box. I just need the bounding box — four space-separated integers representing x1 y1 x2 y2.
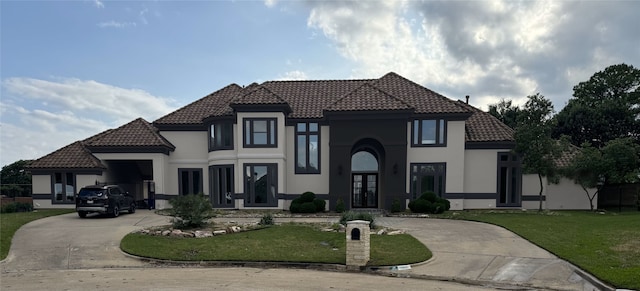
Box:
346 220 370 269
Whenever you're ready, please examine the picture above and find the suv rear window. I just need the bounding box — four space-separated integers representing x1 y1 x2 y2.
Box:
78 189 107 197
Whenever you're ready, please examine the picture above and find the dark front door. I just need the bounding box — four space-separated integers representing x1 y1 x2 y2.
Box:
352 173 377 208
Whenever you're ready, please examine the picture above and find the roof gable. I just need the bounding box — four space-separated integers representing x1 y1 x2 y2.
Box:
27 141 105 170
154 84 243 126
325 83 414 112
85 118 175 153
455 101 515 143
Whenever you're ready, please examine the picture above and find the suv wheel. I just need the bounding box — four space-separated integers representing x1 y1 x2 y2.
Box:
78 211 87 218
112 205 120 218
128 203 136 214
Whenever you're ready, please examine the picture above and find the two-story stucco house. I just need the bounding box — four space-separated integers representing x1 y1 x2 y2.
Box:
27 72 594 211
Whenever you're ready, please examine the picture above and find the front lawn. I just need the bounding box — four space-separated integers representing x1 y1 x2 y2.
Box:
440 210 640 290
0 209 75 260
121 223 431 266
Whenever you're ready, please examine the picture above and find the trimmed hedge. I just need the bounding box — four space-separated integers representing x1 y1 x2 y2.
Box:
408 191 450 214
289 191 326 213
0 202 33 213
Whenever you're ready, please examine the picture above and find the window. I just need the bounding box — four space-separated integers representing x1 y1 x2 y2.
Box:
295 122 320 174
209 122 233 150
52 172 75 203
410 163 446 199
243 118 277 147
244 164 277 206
178 168 203 195
412 119 446 146
210 165 234 208
497 153 521 207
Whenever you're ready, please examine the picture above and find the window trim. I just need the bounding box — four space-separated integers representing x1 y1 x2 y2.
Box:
243 163 278 207
243 118 277 148
496 152 522 207
410 163 446 199
295 122 321 174
51 172 75 204
209 122 234 151
411 119 447 147
210 165 235 208
178 168 203 195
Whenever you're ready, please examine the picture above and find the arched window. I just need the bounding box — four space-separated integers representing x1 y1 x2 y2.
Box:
351 151 378 172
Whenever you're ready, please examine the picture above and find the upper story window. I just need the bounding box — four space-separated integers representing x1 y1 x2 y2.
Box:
244 118 277 148
295 122 320 174
209 122 234 151
412 119 446 146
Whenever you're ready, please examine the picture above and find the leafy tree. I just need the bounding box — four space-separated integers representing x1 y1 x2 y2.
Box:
514 93 562 211
488 99 522 129
565 138 640 211
554 63 640 147
565 143 604 211
0 160 32 197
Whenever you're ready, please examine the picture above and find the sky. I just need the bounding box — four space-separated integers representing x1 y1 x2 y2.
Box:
1 0 639 168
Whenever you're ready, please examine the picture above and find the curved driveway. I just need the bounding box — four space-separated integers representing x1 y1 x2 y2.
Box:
1 211 606 290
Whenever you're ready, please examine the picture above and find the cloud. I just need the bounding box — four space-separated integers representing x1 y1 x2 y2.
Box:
306 0 640 110
97 20 137 28
0 78 178 166
276 70 308 80
94 0 104 8
264 0 277 8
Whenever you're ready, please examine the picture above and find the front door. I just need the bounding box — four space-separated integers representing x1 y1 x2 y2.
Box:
352 173 377 208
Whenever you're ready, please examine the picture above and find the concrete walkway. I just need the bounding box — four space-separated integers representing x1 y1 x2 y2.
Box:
1 211 611 290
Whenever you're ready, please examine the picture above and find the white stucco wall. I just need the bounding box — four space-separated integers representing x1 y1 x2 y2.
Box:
32 175 51 194
405 120 466 194
463 199 497 209
285 125 330 195
463 149 511 193
547 178 596 210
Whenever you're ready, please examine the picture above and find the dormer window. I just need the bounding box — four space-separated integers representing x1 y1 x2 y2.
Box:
209 122 234 151
412 119 446 146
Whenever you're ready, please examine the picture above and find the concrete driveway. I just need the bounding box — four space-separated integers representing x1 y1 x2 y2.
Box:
1 211 609 290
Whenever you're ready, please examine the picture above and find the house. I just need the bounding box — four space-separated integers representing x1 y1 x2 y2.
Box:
27 72 594 211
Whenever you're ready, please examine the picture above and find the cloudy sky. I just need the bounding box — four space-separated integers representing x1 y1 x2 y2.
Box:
1 0 639 167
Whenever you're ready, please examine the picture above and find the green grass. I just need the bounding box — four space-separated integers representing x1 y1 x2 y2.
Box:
121 223 431 266
0 209 75 260
438 210 640 290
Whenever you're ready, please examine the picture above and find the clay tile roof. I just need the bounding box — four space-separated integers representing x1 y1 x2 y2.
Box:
371 72 470 114
85 118 175 150
262 79 371 118
325 83 414 112
555 143 580 168
455 101 515 142
27 141 105 169
231 85 289 105
154 84 243 125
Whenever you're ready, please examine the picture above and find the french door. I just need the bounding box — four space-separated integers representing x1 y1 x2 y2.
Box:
352 173 377 208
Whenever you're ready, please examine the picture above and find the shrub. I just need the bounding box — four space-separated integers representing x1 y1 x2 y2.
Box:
299 202 318 213
169 193 213 228
339 211 376 229
408 191 450 214
299 191 316 203
0 202 33 213
391 199 402 213
335 198 345 213
259 213 274 226
313 199 326 212
290 192 326 214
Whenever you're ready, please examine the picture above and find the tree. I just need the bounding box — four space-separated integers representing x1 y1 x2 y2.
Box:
565 143 604 211
554 63 640 147
0 160 32 197
488 99 522 129
514 94 562 211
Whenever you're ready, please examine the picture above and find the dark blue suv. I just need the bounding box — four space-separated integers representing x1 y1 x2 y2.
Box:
75 185 135 218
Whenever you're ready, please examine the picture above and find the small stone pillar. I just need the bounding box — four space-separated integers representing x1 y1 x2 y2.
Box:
346 220 370 269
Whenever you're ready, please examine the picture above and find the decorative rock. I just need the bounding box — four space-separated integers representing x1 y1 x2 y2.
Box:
230 226 241 233
194 230 213 238
419 214 429 218
387 230 405 236
213 230 227 235
377 229 387 235
171 229 183 236
321 228 335 232
162 230 171 236
182 232 195 238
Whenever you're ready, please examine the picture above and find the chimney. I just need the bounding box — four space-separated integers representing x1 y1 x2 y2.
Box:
465 95 470 104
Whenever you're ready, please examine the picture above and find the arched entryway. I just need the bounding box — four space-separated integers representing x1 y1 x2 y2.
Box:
351 139 385 208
